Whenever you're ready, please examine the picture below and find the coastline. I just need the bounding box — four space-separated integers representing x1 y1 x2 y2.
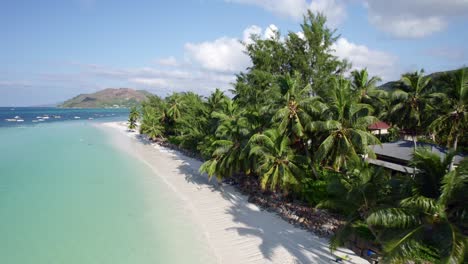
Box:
99 121 368 264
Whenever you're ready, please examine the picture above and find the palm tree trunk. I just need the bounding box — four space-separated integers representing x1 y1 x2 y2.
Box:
412 130 417 178
449 135 459 171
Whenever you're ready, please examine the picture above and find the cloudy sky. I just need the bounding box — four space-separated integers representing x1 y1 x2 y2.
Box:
1 0 467 106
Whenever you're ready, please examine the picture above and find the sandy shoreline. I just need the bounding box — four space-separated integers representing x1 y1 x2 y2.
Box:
99 121 368 264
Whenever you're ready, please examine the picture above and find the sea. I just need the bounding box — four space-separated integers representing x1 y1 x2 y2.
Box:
0 107 212 263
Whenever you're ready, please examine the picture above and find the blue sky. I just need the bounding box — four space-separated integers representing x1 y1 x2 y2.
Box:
1 0 467 106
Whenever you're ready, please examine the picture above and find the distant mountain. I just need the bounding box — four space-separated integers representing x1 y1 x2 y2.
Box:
378 67 467 91
59 88 151 108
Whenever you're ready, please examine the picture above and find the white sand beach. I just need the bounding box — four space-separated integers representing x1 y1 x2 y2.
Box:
100 122 369 264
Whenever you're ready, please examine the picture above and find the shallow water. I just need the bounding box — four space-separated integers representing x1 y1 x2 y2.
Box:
0 121 212 263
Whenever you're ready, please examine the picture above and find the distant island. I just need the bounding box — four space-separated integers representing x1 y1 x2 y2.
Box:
59 88 151 108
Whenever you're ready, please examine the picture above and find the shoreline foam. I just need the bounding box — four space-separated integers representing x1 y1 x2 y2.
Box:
99 121 368 264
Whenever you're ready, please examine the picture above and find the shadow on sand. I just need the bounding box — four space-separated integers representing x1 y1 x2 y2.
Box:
168 150 355 264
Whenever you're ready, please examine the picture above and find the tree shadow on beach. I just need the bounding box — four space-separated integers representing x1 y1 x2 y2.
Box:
135 134 153 145
170 154 357 264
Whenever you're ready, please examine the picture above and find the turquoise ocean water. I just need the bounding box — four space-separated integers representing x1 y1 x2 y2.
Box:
0 109 212 263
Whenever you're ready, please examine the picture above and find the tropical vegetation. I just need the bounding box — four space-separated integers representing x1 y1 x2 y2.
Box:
131 11 467 263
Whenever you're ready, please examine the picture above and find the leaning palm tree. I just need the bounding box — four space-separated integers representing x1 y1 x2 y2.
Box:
248 128 307 191
309 77 380 171
430 68 467 164
367 149 468 263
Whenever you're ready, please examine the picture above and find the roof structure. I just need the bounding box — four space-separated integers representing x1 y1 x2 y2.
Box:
368 121 390 130
366 158 415 174
370 140 465 166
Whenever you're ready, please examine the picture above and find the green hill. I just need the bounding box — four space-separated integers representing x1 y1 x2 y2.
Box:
59 88 151 108
378 67 468 91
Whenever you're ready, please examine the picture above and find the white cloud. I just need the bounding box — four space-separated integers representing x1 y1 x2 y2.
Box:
264 24 279 39
185 37 250 73
184 24 279 73
129 78 169 87
364 0 468 38
332 37 399 81
157 56 179 67
308 0 346 27
243 25 262 44
227 0 346 26
75 64 236 96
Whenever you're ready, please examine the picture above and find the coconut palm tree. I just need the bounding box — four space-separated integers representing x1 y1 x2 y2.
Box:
199 100 251 180
128 106 139 131
247 128 307 191
350 68 382 102
272 73 325 139
430 68 467 164
367 149 468 263
166 93 182 121
207 88 228 113
390 70 434 148
308 77 380 171
139 107 164 140
319 158 392 251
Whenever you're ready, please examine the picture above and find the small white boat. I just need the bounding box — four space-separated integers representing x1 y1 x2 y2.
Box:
5 118 16 122
14 116 20 119
53 115 61 118
42 116 50 119
16 119 24 122
88 117 94 120
74 116 81 119
37 119 45 122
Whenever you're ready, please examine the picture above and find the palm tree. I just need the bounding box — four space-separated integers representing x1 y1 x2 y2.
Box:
309 77 380 171
350 68 382 102
367 149 468 263
128 106 139 131
248 128 307 191
272 73 325 139
207 88 227 113
350 69 389 120
167 93 182 121
139 107 164 140
390 70 434 148
430 68 467 166
319 158 392 252
199 100 251 180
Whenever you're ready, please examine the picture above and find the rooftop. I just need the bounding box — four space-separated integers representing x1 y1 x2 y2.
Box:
368 121 390 130
370 140 465 164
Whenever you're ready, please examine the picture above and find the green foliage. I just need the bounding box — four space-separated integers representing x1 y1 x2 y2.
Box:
429 67 468 151
248 129 307 191
132 11 468 262
309 77 380 171
367 151 468 263
128 106 139 131
319 158 392 251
